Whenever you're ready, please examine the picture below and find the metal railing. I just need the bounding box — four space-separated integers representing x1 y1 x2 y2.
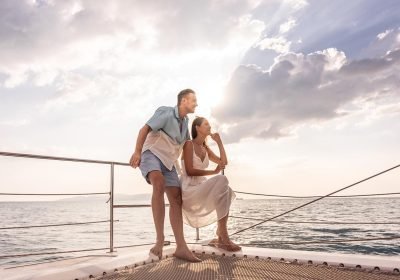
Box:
1 151 399 260
0 151 207 253
0 151 135 254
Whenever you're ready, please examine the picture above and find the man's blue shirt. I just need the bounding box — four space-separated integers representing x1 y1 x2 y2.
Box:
146 106 190 144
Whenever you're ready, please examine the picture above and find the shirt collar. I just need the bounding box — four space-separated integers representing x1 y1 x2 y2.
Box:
174 106 187 121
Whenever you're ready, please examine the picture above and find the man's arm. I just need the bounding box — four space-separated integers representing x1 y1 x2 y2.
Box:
129 124 151 168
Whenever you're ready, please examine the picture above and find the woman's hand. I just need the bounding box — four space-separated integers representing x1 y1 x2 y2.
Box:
214 162 225 174
210 132 222 144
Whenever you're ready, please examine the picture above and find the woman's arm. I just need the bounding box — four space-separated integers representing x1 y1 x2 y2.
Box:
207 133 228 165
183 141 223 176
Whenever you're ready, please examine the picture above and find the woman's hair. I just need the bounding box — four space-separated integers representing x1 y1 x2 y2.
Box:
191 117 208 147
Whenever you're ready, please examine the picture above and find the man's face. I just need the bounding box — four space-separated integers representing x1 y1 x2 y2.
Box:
183 93 198 113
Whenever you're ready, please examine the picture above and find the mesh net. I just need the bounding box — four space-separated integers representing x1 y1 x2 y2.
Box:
97 254 400 280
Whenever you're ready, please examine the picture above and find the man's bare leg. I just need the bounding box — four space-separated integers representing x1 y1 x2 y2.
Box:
165 187 201 262
148 171 166 259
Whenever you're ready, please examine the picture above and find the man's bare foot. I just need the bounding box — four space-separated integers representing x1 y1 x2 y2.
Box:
173 248 201 262
150 240 164 259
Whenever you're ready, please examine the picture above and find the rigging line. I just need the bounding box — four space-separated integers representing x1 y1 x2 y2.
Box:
0 220 119 230
228 216 400 225
234 191 400 198
230 163 400 237
237 235 400 246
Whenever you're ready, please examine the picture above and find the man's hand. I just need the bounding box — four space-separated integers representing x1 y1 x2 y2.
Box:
210 132 222 144
129 151 141 168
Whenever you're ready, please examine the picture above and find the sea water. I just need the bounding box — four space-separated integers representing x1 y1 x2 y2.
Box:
0 197 399 267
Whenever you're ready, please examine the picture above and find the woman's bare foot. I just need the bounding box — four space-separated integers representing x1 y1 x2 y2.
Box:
174 247 202 262
150 239 164 259
216 237 242 252
208 238 219 247
226 239 242 252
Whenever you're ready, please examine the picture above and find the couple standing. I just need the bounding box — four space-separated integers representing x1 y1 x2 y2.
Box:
129 89 240 262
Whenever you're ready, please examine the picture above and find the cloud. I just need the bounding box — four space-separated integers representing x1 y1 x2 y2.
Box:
249 0 400 63
0 119 30 127
279 18 297 34
212 47 400 143
0 0 268 143
377 29 394 40
285 0 308 11
0 0 265 89
44 72 115 107
256 36 292 53
4 70 28 88
360 28 400 58
244 0 308 64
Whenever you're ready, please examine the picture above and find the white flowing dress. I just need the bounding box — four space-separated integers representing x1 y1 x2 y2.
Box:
180 143 236 228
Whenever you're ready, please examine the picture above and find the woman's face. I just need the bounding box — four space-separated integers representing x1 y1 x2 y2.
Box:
197 119 211 136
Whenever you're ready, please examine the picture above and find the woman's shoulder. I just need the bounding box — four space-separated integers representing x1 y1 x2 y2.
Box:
183 140 193 147
183 140 194 153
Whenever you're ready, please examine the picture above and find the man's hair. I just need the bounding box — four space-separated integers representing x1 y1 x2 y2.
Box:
177 89 195 105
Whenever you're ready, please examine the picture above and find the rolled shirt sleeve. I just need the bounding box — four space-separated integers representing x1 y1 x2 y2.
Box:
146 106 169 131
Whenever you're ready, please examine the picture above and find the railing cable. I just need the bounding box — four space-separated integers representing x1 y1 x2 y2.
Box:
228 216 400 225
237 235 400 246
0 220 119 230
0 151 129 166
234 191 400 198
0 242 165 259
0 192 109 196
176 235 400 246
230 164 400 236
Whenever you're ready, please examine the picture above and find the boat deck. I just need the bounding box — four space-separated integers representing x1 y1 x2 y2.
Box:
1 244 399 280
99 253 399 280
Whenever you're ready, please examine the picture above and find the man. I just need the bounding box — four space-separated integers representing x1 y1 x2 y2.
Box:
129 89 201 262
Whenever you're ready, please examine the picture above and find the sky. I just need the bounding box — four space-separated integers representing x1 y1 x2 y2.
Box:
0 0 399 201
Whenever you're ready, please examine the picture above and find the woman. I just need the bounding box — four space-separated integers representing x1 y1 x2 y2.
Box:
180 117 241 252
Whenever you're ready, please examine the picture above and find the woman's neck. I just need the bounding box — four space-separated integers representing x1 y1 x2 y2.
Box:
193 135 206 145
